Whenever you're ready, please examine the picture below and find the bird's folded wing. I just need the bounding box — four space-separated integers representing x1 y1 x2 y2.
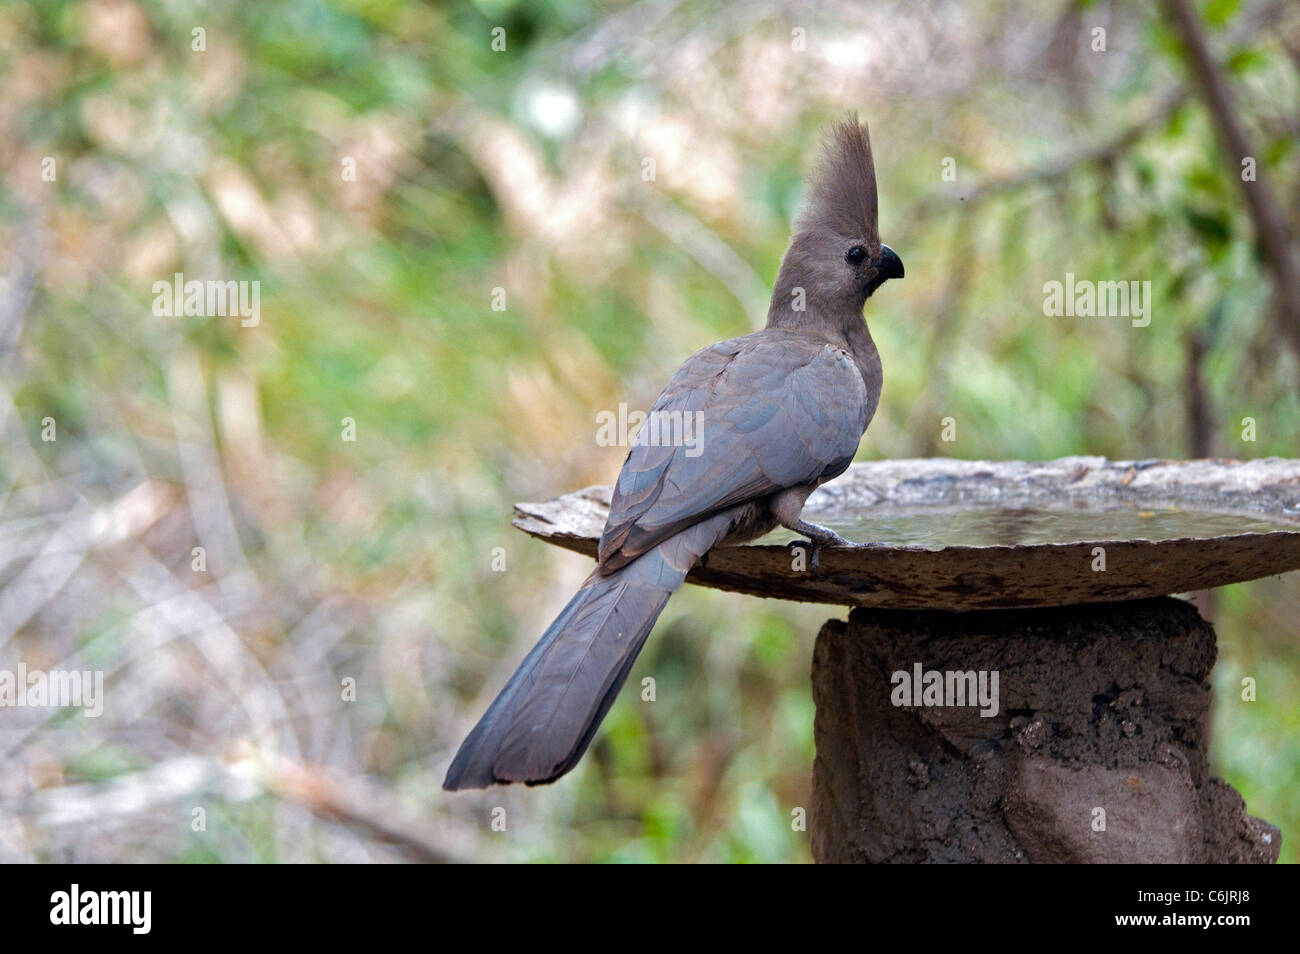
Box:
598 329 869 566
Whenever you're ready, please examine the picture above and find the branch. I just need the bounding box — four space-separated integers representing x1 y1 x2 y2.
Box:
268 760 457 864
1164 0 1300 363
909 88 1189 218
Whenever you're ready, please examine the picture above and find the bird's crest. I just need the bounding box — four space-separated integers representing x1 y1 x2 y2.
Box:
796 113 880 251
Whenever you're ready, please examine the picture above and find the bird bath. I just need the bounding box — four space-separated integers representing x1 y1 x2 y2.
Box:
514 457 1300 610
514 457 1298 862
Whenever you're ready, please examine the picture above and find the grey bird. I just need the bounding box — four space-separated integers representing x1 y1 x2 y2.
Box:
444 115 902 789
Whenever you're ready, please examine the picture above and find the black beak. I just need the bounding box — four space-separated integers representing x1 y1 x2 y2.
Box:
864 244 904 298
876 245 904 280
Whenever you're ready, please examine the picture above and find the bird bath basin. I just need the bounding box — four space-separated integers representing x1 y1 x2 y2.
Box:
513 456 1300 610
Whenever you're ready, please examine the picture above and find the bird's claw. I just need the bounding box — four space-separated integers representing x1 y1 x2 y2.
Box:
787 532 849 579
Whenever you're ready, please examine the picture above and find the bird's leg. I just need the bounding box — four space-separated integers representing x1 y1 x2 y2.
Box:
770 486 852 578
793 520 851 549
785 520 850 577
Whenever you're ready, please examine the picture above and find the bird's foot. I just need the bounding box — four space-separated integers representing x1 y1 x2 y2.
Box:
786 521 851 579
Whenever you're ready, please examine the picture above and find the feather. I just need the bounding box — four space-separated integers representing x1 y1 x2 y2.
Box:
796 112 880 250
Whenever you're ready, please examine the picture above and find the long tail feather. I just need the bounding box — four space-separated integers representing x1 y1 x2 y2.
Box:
443 514 730 789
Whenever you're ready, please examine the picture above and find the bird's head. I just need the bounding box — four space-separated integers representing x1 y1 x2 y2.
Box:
770 115 903 323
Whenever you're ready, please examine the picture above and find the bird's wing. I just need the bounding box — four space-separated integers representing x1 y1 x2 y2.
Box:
598 328 869 567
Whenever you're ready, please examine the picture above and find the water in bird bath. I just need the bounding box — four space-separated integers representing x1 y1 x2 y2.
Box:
763 504 1299 550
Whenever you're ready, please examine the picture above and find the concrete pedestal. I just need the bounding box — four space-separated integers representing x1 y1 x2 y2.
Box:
810 597 1280 863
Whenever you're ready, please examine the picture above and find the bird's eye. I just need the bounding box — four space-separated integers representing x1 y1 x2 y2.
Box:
845 246 867 265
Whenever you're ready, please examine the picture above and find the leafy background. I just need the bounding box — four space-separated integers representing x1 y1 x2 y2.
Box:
0 0 1296 862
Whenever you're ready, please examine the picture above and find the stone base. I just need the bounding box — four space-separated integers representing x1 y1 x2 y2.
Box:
811 597 1280 863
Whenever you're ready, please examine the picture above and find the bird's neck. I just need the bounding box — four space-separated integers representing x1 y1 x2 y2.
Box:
764 268 864 338
842 318 883 422
766 257 868 325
